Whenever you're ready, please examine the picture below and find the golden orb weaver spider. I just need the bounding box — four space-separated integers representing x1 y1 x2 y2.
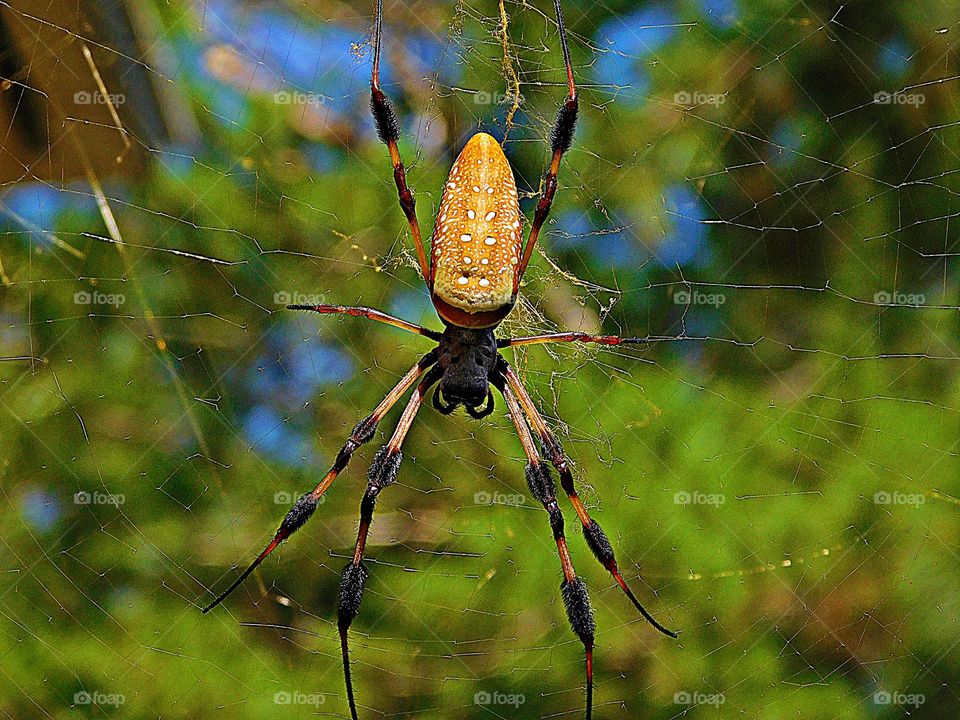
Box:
202 1 676 717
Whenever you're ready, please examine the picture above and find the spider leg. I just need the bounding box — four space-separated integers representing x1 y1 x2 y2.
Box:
289 303 441 340
499 332 648 349
431 385 458 415
495 376 596 719
370 0 431 283
465 389 495 419
201 349 438 613
516 0 578 281
500 362 678 638
338 365 441 720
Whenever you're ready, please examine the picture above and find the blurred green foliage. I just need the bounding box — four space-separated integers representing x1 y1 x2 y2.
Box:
1 0 959 718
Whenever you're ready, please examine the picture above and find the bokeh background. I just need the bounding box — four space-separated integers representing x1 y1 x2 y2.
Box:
2 0 959 717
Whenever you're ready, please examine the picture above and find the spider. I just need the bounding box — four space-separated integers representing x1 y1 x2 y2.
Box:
202 1 676 717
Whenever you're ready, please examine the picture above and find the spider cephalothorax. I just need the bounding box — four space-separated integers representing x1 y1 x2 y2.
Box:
202 1 676 718
434 325 498 417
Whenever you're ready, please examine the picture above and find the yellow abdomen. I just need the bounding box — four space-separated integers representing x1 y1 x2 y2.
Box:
430 133 522 328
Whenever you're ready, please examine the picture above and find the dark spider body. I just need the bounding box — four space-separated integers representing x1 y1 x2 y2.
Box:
434 325 498 417
202 1 676 718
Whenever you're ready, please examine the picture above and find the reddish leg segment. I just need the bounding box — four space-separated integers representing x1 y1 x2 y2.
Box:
337 366 441 720
370 0 431 283
201 350 437 613
516 0 579 282
289 303 440 340
499 379 596 718
499 331 648 349
501 362 677 638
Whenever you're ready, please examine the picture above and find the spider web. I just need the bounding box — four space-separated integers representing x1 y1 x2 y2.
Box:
2 0 959 718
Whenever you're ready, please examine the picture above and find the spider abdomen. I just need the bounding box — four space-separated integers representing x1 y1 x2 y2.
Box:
431 132 522 328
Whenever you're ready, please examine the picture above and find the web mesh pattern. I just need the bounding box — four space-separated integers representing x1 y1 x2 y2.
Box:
1 0 959 718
